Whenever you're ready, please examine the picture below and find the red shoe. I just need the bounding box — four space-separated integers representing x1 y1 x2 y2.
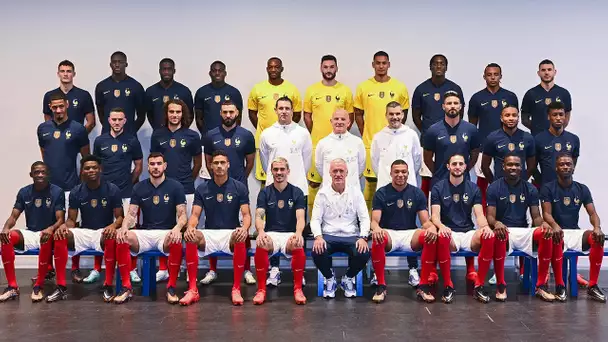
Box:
253 290 266 305
294 288 306 305
179 290 200 306
577 274 589 288
466 272 478 283
428 271 439 285
231 288 244 306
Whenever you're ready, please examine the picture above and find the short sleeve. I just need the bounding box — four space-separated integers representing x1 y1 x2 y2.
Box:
423 127 436 151
371 189 384 211
353 84 364 110
247 87 258 111
232 88 244 114
131 137 143 160
581 184 593 205
244 132 256 155
237 182 250 205
135 82 146 109
521 90 532 114
93 137 101 158
292 87 302 112
68 187 80 210
294 188 306 210
411 86 422 109
483 135 496 157
344 87 354 113
528 185 540 207
194 88 204 111
563 89 572 112
486 183 498 207
469 126 481 149
539 184 552 203
415 188 428 212
193 185 204 208
111 185 123 209
150 131 160 153
13 190 25 211
94 82 104 107
399 85 410 110
572 135 580 158
430 184 441 206
256 187 267 210
202 133 213 156
467 94 479 121
526 135 536 157
130 186 142 207
303 86 313 113
54 191 66 212
83 91 95 114
42 92 51 116
472 185 482 205
189 133 202 156
37 125 45 148
78 126 89 148
174 183 187 206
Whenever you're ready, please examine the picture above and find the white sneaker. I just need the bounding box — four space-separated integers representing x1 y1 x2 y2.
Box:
266 267 281 287
244 270 256 285
156 270 169 282
130 270 141 283
324 276 337 298
341 275 357 298
302 276 306 287
370 273 378 286
82 270 100 284
489 273 497 285
200 270 217 285
408 268 420 287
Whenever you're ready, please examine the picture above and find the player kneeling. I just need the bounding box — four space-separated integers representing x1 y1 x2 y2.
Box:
369 160 437 303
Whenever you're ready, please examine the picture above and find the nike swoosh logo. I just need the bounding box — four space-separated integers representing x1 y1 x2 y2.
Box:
142 197 150 201
498 144 506 148
259 95 267 99
500 197 507 200
444 196 451 200
386 202 394 206
160 141 168 145
423 93 430 97
481 102 489 106
535 99 543 103
81 202 88 205
315 97 322 100
553 199 559 202
101 147 109 150
545 146 552 149
438 136 446 140
103 91 110 94
153 97 159 102
43 133 50 136
205 196 213 200
213 140 221 144
268 202 275 205
368 93 374 97
204 97 212 101
25 201 31 204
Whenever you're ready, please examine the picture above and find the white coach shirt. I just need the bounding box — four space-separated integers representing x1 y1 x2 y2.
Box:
371 125 422 190
259 122 313 196
310 185 370 238
315 132 366 190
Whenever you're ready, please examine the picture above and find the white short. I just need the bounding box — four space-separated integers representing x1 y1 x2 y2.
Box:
12 229 40 253
474 152 493 178
563 229 589 254
200 229 235 257
186 193 194 218
267 232 295 258
508 227 535 256
134 230 170 256
386 229 416 252
420 160 432 178
451 230 477 252
70 228 104 256
199 147 211 180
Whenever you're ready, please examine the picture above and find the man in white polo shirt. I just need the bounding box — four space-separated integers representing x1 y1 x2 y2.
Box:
311 158 371 298
315 109 365 190
259 96 313 199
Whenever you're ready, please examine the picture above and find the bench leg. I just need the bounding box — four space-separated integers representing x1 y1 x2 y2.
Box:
317 270 324 297
529 257 537 296
142 256 157 297
562 255 569 292
115 267 122 293
365 261 372 279
523 257 530 292
569 256 578 297
356 271 363 296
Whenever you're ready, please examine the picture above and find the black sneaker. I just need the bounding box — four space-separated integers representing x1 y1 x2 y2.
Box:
31 269 56 285
102 285 115 303
473 286 490 303
46 286 67 303
442 286 455 304
71 269 84 283
113 288 133 304
495 284 507 302
588 285 607 303
554 285 567 302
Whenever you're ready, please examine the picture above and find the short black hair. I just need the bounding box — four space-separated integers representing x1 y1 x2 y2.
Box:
58 60 75 71
430 54 448 67
31 161 46 171
321 55 337 64
503 152 522 164
49 91 67 103
109 107 125 115
391 159 409 169
210 60 226 69
148 152 165 162
555 152 574 164
268 56 282 65
212 150 228 159
159 58 175 67
539 59 554 68
443 90 460 100
485 63 501 74
373 51 389 60
547 101 565 113
501 104 519 114
111 51 127 61
275 96 293 109
80 154 101 168
447 153 465 164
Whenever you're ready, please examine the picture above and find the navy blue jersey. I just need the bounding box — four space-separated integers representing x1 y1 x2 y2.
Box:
431 179 481 232
150 127 202 194
423 120 480 186
145 81 194 130
37 119 89 191
534 130 580 186
93 132 143 198
372 183 427 230
540 180 592 229
483 128 535 179
412 78 465 139
486 178 539 227
194 178 249 229
521 84 572 136
131 178 186 230
95 76 145 134
468 87 519 142
68 181 122 229
256 183 306 232
14 184 65 232
43 87 95 125
202 126 255 186
194 83 243 134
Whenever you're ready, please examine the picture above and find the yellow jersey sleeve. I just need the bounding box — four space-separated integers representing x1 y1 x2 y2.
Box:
290 84 303 112
398 82 410 110
344 86 354 113
247 86 258 111
303 85 314 113
354 82 365 110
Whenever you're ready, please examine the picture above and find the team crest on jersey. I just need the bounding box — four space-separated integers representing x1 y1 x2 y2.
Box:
554 143 562 151
65 131 72 139
520 194 526 202
288 199 294 208
111 144 118 153
556 96 562 103
452 194 460 203
114 89 120 98
566 142 572 151
35 198 42 207
519 141 525 150
491 100 498 108
91 199 98 208
508 143 515 151
45 198 51 208
216 193 224 202
379 91 385 99
390 91 395 98
563 197 571 206
407 199 413 209
397 199 404 208
214 95 221 103
53 131 61 139
463 193 469 203
170 139 176 148
462 133 469 142
574 197 580 206
101 198 107 207
225 95 231 101
234 137 241 146
180 139 186 147
125 88 131 97
502 100 508 108
164 194 170 203
122 144 128 152
72 99 79 108
434 93 440 101
450 135 457 144
278 200 285 209
226 193 233 203
163 96 169 103
509 194 516 203
273 93 279 101
335 95 341 102
326 95 332 102
545 98 551 105
224 138 231 146
153 196 160 205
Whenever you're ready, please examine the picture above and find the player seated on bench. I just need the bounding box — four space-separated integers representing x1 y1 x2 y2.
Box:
369 159 436 303
311 158 370 299
0 161 65 303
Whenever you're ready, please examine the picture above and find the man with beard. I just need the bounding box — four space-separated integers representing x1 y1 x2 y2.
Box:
42 60 96 133
248 57 302 183
0 162 65 303
145 58 194 130
540 153 605 302
481 105 535 184
95 51 146 134
113 152 188 304
412 54 465 197
522 59 572 136
486 153 556 302
200 100 256 286
49 155 124 302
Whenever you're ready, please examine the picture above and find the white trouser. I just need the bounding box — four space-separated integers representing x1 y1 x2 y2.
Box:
70 228 104 256
451 230 477 252
386 229 417 252
133 230 170 256
266 232 296 258
199 229 235 257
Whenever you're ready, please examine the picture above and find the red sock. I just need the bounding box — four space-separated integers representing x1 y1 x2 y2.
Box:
1 231 20 288
131 256 138 271
185 242 199 291
71 255 80 271
552 240 565 287
476 177 489 215
167 243 182 289
419 231 437 286
53 238 68 287
116 243 132 289
254 248 269 292
421 177 431 199
587 234 603 287
371 234 388 286
291 248 305 290
35 240 53 287
209 256 218 272
232 242 246 290
475 235 495 287
244 239 251 271
437 235 453 288
493 232 508 286
533 228 553 287
159 256 168 271
466 256 476 275
103 239 116 286
94 255 103 272
519 256 525 276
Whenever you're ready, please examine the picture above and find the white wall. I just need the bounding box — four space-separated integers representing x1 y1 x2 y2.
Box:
1 0 606 268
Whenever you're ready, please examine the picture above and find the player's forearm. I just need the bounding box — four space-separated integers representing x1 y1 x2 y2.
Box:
543 214 560 230
354 110 364 135
245 156 255 176
131 165 142 184
248 111 258 128
468 150 480 171
195 109 205 133
293 111 302 123
134 109 146 131
2 216 17 231
370 219 381 233
431 213 443 229
113 216 124 229
521 113 532 130
85 114 96 133
96 105 105 124
412 110 423 131
191 159 202 180
122 209 138 230
187 216 199 230
532 215 544 228
423 154 435 174
481 165 493 183
66 218 77 229
590 214 601 230
304 112 313 132
241 212 252 231
254 209 265 233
